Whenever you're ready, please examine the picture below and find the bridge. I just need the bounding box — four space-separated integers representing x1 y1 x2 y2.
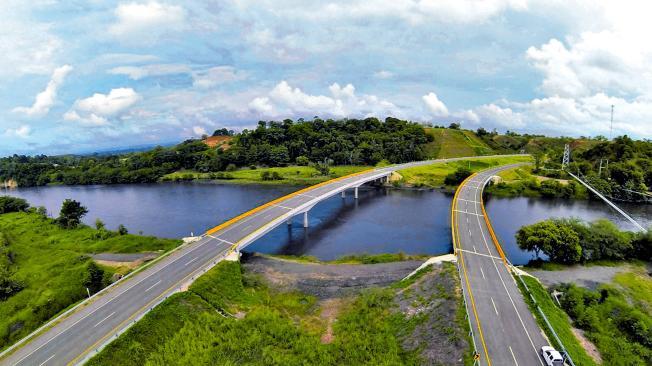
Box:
1 155 531 366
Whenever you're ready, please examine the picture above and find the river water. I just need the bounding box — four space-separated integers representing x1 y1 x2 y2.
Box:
4 183 649 265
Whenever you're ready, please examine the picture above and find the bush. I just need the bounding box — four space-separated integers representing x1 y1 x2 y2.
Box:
0 196 29 214
117 224 128 235
225 164 237 172
295 156 310 166
444 167 472 185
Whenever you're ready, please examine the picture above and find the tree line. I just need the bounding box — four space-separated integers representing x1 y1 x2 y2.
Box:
0 117 431 187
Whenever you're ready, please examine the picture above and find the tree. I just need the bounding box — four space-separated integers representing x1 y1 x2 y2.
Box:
296 156 310 166
117 224 128 235
448 122 461 130
57 199 88 229
444 167 472 185
476 127 488 136
516 220 582 263
95 218 105 231
84 261 105 294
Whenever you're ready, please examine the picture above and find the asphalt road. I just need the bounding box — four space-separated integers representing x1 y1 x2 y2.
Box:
0 155 526 366
454 164 548 366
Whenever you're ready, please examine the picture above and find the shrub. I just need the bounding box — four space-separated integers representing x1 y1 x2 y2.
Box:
225 164 237 172
0 196 29 214
57 199 88 229
295 156 310 166
444 167 472 186
118 224 128 235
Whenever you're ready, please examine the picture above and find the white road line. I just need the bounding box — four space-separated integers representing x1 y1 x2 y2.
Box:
210 236 234 245
11 237 213 366
491 297 499 316
272 204 293 210
473 245 477 253
297 193 316 198
264 214 272 219
185 257 199 266
93 312 115 328
144 280 161 293
458 198 480 203
509 346 519 365
469 229 472 236
38 354 55 366
456 249 502 260
480 266 485 279
243 225 253 231
470 177 544 366
454 209 484 217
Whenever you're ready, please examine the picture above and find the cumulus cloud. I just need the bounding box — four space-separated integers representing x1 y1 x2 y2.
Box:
109 1 186 43
249 81 398 119
64 88 141 126
108 64 191 80
474 104 524 128
422 92 449 117
13 65 73 117
4 125 31 139
373 70 394 79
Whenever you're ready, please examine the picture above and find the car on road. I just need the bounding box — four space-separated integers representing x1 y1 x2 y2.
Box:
541 346 564 366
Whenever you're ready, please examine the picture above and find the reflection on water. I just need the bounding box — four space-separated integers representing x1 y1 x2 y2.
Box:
5 183 649 265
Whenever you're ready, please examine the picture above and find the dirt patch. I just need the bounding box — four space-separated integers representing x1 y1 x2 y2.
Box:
242 253 422 299
92 252 159 269
527 264 630 289
319 298 344 344
571 327 602 364
396 262 468 365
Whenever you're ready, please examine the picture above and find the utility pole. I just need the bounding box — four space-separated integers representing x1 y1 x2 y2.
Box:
610 104 614 140
561 144 570 170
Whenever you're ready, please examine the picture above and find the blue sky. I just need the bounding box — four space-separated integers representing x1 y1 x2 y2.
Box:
1 0 650 156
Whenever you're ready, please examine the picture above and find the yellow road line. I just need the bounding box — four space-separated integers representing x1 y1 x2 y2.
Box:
480 194 509 269
452 173 492 366
206 169 372 236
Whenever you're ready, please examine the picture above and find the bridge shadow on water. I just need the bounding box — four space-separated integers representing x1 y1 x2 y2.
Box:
244 186 454 260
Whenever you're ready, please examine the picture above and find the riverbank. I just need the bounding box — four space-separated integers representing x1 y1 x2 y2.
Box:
0 211 180 351
88 254 472 366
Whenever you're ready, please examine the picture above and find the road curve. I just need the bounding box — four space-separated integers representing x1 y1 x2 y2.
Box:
453 164 548 366
0 155 526 366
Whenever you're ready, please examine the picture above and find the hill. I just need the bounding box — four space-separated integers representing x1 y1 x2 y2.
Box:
423 128 494 158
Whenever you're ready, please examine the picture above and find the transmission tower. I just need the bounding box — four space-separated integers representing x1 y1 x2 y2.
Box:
561 144 570 170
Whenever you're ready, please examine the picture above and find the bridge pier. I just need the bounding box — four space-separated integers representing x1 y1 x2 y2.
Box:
354 186 359 199
286 218 292 225
341 190 345 198
303 211 309 228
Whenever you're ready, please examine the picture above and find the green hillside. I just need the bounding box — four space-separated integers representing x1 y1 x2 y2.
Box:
424 128 494 158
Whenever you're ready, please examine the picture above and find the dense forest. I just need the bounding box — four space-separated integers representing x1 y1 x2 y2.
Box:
0 118 430 187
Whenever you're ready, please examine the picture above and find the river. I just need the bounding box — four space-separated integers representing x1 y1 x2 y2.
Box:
4 182 650 265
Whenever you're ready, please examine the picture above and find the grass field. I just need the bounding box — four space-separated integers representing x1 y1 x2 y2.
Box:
516 275 598 366
161 165 371 185
88 260 424 366
0 212 179 350
423 128 494 158
397 155 532 188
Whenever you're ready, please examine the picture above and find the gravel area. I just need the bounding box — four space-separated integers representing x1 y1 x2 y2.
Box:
526 264 632 289
91 252 159 262
242 253 422 299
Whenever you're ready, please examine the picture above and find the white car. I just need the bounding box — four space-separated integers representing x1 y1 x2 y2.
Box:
541 346 564 366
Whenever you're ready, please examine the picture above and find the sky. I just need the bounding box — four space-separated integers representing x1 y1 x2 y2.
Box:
1 0 651 156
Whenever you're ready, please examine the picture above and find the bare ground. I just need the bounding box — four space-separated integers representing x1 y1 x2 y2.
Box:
527 264 631 290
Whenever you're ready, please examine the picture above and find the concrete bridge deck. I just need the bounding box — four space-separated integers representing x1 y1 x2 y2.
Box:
0 155 527 366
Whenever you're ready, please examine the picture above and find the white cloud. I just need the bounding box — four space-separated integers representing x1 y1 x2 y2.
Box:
192 66 248 88
422 92 449 117
249 81 398 119
108 64 191 80
373 70 394 79
13 65 73 117
474 103 525 128
109 1 186 43
4 125 31 139
192 125 207 136
64 88 141 126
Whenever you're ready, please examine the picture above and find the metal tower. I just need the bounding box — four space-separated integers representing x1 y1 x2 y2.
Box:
561 144 570 170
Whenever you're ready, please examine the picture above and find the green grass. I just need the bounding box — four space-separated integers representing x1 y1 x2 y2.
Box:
423 128 494 159
397 155 532 188
516 275 598 366
0 212 180 351
161 165 371 185
614 270 652 313
89 260 424 366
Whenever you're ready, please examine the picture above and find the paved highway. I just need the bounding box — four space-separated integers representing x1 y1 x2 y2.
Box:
1 155 527 365
453 164 548 366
